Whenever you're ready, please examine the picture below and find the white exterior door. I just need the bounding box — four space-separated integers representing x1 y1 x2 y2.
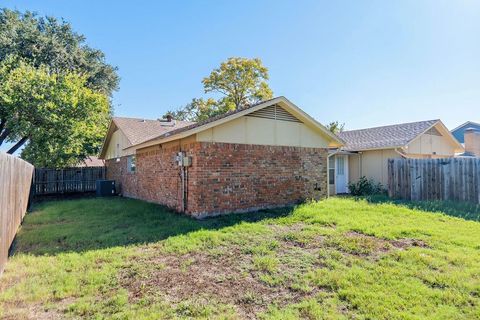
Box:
335 155 349 194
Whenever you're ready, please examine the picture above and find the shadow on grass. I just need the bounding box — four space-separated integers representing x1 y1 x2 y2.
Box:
14 197 294 256
363 195 480 222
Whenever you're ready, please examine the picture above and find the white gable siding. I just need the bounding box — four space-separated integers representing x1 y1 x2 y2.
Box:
406 124 456 157
196 114 331 148
104 129 134 160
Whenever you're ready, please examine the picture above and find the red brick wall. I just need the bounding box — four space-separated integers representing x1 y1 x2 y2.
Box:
106 141 328 218
186 142 328 217
105 156 138 198
106 142 186 211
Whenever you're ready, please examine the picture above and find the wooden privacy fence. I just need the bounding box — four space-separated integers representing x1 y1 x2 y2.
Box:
388 158 480 204
33 167 106 196
0 152 34 276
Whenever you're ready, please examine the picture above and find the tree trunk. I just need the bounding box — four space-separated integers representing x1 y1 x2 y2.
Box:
7 136 28 154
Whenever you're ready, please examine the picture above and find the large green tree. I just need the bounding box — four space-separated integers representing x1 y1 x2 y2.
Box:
0 57 109 167
167 57 273 122
202 57 273 110
0 9 118 166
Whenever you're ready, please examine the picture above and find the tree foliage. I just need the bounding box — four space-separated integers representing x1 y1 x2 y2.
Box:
326 121 345 134
202 57 273 109
0 9 119 94
0 9 117 167
0 57 109 167
166 98 228 122
167 57 273 122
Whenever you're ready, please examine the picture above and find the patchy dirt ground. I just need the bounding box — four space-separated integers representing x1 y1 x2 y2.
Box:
119 224 426 319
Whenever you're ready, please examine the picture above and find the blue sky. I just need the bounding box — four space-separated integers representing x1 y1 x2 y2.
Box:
3 0 480 131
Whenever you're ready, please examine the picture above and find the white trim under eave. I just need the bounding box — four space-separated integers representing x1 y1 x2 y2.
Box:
344 146 406 152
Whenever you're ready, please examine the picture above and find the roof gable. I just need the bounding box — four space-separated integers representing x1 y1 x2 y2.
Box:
338 119 463 152
99 117 193 158
338 120 440 151
126 96 343 151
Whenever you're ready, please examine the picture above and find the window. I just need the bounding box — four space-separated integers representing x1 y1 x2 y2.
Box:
337 156 345 175
329 157 335 185
127 155 136 173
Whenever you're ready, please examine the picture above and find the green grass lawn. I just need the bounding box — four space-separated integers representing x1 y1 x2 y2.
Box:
1 197 480 319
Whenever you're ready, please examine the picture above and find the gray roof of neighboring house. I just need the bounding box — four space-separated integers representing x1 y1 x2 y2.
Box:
337 119 439 151
112 117 193 146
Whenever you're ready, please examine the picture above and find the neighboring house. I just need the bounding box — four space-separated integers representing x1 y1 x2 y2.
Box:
451 121 480 157
99 96 343 217
329 120 464 195
451 121 480 144
75 156 105 167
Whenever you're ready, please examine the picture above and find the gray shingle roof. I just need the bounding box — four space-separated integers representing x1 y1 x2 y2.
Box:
113 117 193 146
337 120 439 151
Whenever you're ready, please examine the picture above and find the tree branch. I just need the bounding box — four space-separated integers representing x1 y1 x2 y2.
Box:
0 118 5 135
7 136 28 154
0 127 11 146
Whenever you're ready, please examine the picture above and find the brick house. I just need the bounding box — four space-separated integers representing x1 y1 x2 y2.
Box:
99 97 343 218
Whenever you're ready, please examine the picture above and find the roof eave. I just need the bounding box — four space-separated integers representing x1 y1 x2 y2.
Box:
342 146 405 152
98 120 117 159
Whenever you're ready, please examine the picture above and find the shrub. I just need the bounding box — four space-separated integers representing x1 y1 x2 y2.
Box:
348 176 386 196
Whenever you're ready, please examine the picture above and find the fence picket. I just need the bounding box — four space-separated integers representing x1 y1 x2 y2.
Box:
388 158 480 204
0 153 34 276
33 167 105 196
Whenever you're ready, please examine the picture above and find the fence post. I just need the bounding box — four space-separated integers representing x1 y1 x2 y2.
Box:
27 171 35 211
81 168 85 193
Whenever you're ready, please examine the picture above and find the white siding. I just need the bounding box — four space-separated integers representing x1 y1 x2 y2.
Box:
104 129 134 160
196 115 331 148
406 124 456 157
344 150 401 190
